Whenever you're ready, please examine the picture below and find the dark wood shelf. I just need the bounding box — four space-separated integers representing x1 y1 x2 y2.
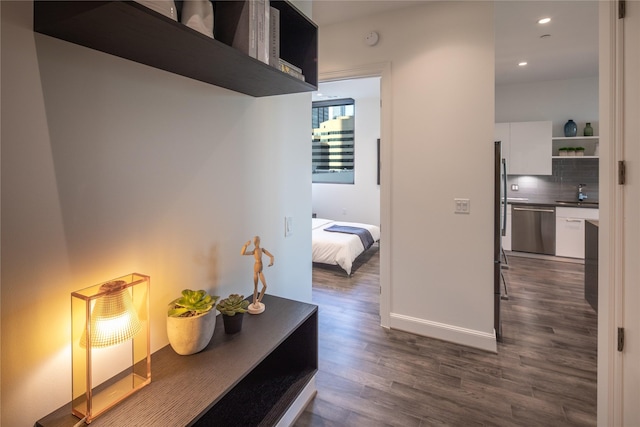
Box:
35 294 318 427
34 1 318 97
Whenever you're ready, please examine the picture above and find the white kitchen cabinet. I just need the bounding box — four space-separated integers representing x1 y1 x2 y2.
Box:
495 121 552 175
502 204 512 251
555 207 599 259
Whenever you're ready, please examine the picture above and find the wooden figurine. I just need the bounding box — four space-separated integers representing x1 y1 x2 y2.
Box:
241 236 274 314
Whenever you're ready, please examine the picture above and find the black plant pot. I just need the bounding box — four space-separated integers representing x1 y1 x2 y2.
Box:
222 313 244 334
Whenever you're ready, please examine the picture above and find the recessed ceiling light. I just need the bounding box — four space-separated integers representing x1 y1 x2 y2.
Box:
518 62 528 67
538 17 551 24
316 92 323 97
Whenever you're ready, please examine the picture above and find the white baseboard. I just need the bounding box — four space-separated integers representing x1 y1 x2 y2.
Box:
276 374 317 427
389 313 497 353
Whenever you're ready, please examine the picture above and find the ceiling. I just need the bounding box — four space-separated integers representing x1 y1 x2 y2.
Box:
311 1 599 86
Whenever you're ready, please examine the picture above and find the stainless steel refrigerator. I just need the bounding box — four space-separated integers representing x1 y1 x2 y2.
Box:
494 140 508 342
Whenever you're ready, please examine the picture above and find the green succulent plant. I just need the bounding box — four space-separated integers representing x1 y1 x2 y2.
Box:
168 289 219 318
216 294 249 316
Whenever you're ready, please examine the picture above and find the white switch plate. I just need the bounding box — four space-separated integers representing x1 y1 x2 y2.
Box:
285 216 293 237
454 198 470 214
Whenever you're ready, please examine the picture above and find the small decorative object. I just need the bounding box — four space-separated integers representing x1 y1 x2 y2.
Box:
241 236 274 315
566 147 576 156
71 274 151 423
584 122 594 136
167 289 219 355
134 0 177 21
575 147 585 156
564 119 577 137
558 147 568 156
217 294 250 334
181 0 214 38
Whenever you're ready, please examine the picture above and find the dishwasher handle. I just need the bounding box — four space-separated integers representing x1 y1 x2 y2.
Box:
512 207 555 213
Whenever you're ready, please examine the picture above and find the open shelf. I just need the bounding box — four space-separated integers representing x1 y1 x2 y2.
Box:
552 136 599 141
552 135 599 157
34 1 318 97
552 156 599 159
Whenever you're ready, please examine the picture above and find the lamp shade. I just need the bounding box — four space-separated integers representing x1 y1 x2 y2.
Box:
80 281 142 348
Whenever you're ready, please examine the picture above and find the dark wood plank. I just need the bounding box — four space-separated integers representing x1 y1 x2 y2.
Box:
295 248 597 426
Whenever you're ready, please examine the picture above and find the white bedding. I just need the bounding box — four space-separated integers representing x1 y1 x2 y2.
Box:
312 218 380 275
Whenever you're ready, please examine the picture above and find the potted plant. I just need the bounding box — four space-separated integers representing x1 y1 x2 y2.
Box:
558 147 568 156
566 147 576 156
575 146 585 156
167 289 219 355
217 294 250 334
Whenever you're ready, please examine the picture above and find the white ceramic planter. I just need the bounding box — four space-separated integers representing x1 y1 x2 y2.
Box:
167 308 216 355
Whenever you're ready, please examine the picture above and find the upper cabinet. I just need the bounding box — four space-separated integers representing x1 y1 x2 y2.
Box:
33 1 318 97
495 121 552 175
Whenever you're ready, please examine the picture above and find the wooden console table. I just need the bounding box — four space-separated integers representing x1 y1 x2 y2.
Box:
36 294 318 426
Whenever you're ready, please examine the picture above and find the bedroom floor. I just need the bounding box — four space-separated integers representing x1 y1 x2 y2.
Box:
295 245 597 426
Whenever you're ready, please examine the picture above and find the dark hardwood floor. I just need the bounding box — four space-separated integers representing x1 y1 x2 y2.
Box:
295 246 597 427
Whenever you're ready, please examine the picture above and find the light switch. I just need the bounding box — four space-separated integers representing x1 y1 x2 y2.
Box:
454 198 470 214
284 216 293 237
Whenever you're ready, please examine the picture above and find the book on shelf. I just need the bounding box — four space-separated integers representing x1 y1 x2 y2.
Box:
215 1 258 58
256 0 270 64
269 6 280 68
279 59 304 81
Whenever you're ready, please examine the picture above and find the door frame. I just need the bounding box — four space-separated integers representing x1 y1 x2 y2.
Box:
318 62 392 327
598 0 629 424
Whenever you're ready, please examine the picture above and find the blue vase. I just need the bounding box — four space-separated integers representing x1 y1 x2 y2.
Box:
564 119 577 137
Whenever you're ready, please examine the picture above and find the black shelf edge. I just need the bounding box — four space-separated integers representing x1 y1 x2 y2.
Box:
34 1 317 97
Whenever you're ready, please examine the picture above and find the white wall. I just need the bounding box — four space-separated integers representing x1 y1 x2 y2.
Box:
496 77 599 136
319 2 496 351
312 77 381 225
1 2 312 425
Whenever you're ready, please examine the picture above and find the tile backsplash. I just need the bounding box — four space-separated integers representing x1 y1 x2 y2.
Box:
507 158 599 202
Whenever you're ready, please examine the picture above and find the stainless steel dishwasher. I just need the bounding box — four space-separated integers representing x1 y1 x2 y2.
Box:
511 205 556 255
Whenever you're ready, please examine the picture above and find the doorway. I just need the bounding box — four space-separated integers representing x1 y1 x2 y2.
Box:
311 62 392 326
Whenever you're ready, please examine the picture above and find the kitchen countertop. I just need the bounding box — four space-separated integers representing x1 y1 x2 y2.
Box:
507 198 599 209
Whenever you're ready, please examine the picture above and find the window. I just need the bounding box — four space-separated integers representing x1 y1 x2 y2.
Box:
312 98 355 184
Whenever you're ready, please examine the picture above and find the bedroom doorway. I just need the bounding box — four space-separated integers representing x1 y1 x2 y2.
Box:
311 75 382 285
312 62 392 327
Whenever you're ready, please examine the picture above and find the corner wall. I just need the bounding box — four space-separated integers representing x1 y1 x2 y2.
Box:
1 2 312 425
318 2 496 351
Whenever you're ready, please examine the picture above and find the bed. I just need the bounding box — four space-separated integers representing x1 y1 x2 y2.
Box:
312 218 381 275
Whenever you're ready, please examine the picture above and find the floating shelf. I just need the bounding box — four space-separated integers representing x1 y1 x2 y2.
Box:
552 156 599 159
552 136 599 140
34 1 318 97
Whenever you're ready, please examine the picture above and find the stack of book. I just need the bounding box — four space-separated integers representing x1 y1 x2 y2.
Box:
278 59 304 81
215 1 305 82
